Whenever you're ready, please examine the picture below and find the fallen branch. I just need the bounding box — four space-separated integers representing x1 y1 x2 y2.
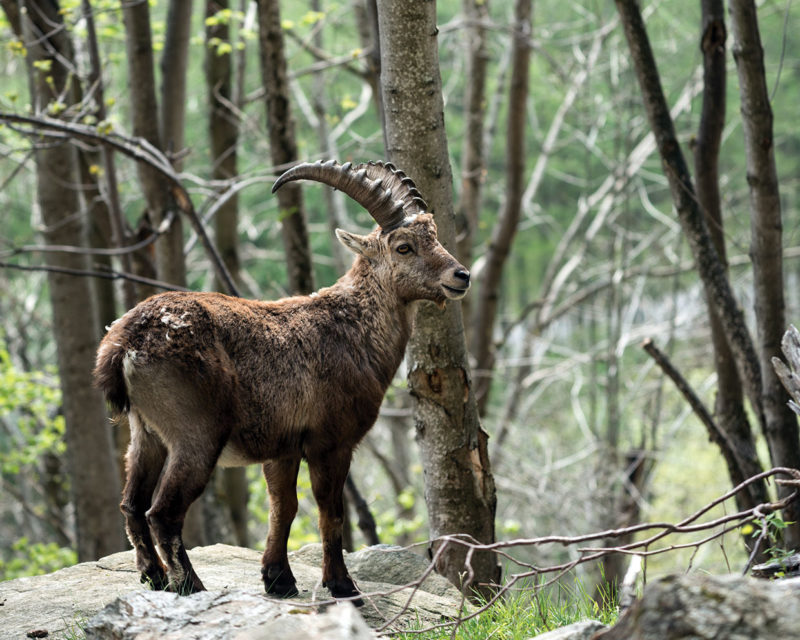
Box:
262 468 800 635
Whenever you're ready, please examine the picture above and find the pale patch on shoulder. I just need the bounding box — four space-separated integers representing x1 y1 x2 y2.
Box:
104 308 134 333
161 311 192 330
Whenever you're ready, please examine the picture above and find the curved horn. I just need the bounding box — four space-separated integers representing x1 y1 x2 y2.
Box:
272 160 428 230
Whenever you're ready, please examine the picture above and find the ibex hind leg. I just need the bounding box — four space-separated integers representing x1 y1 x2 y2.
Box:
261 456 301 597
144 431 226 595
120 411 169 590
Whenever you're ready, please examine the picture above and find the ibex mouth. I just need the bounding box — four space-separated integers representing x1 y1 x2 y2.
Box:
442 284 469 299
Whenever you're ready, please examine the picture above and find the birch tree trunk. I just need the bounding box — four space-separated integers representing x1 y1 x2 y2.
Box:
19 0 124 561
376 0 499 599
729 0 800 548
471 0 532 415
256 0 314 295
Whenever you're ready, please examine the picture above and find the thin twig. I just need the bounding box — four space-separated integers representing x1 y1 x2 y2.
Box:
0 260 189 292
0 111 240 296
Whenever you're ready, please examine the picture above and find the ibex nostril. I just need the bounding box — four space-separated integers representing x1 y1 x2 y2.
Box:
455 269 470 285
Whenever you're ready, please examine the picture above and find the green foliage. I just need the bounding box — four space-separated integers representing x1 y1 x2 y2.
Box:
60 615 89 640
0 537 76 581
0 341 65 475
747 512 797 573
0 338 73 581
247 463 320 550
395 577 618 640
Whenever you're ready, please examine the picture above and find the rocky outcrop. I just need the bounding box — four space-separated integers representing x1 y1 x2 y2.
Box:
6 545 800 640
85 590 375 640
0 543 465 639
595 572 800 640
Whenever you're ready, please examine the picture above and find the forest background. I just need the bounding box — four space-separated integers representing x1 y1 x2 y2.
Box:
1 0 799 602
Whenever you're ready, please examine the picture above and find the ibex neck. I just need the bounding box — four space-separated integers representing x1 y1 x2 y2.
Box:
327 256 416 367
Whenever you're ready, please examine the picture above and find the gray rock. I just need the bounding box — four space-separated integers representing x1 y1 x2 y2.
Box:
84 590 375 640
528 620 608 640
0 544 465 639
346 544 460 598
596 572 800 640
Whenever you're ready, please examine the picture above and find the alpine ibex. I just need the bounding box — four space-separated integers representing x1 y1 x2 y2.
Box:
94 160 470 603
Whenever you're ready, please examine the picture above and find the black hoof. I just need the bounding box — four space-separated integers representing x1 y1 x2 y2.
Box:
263 566 299 598
324 578 364 607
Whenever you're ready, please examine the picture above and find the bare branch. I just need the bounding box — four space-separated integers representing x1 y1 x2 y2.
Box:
0 260 189 293
0 111 240 297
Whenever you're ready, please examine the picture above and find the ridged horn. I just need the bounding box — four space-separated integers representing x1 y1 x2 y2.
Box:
272 160 429 230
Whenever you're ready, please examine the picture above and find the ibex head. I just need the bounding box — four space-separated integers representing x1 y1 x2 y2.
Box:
273 160 470 306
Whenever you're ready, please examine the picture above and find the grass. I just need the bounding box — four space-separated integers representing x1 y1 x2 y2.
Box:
58 615 89 640
393 576 619 640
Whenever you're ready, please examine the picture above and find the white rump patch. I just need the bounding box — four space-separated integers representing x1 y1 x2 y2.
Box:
122 349 138 385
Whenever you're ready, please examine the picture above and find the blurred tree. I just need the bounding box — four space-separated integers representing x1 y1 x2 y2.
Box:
730 0 800 549
616 0 799 548
693 0 767 517
121 0 187 289
13 0 125 561
256 0 314 295
471 0 531 415
206 0 249 548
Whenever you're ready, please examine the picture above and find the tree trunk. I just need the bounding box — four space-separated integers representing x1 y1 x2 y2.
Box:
256 0 314 295
206 0 249 548
455 0 490 340
471 0 532 416
20 0 124 561
693 0 768 517
121 0 186 288
729 0 800 548
161 0 193 167
455 0 489 268
354 0 384 130
614 0 764 447
82 0 138 311
376 0 499 600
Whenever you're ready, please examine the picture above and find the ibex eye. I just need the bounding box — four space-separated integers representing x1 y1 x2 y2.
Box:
396 244 412 255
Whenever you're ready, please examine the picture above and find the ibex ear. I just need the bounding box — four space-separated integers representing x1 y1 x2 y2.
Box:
335 229 377 257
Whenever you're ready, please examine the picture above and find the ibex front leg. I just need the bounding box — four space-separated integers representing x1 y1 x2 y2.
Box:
308 449 363 606
261 456 301 597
